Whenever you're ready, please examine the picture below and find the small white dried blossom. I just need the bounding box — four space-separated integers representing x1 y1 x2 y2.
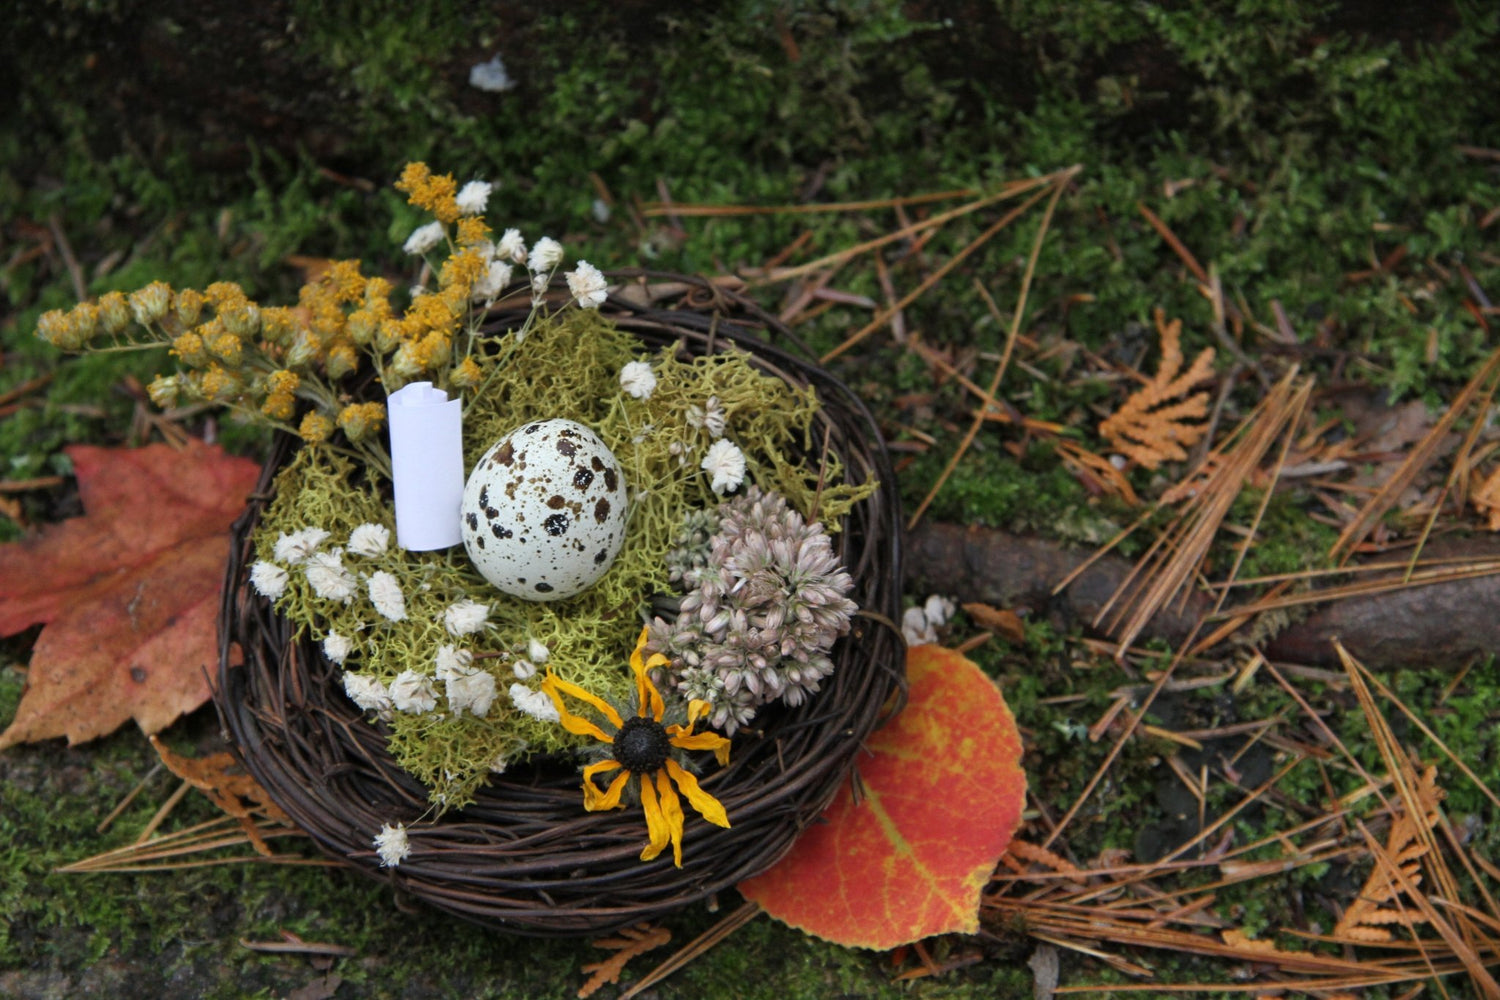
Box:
304 550 356 603
367 571 407 621
347 523 391 557
468 53 515 92
619 360 657 400
511 659 537 680
701 439 747 494
273 527 329 565
403 220 445 255
901 605 938 647
509 682 560 722
249 561 288 600
373 822 410 867
389 670 438 714
455 179 493 215
471 260 513 304
443 600 490 636
527 638 549 664
342 672 391 713
686 395 727 438
323 631 354 665
446 669 497 718
923 594 956 628
565 260 608 309
496 228 526 263
434 644 474 681
528 236 563 272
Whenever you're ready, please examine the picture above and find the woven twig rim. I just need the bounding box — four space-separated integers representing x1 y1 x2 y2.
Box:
216 271 905 935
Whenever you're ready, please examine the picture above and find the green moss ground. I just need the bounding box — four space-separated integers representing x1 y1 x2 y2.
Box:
4 2 1500 997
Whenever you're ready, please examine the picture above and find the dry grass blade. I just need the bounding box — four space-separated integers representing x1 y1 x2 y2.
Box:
56 815 318 873
1331 344 1500 564
640 188 978 217
906 166 1078 528
747 176 1055 285
1206 558 1500 619
822 171 1071 364
1096 370 1310 653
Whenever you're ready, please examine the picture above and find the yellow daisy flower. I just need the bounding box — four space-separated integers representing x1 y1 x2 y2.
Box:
542 628 731 867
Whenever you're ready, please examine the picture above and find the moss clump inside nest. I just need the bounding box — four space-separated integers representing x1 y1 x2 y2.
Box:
254 308 874 809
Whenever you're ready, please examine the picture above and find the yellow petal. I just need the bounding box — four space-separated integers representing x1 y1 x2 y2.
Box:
686 699 711 725
638 772 670 862
541 668 622 740
630 630 666 721
581 761 629 811
656 770 686 868
665 759 731 828
669 729 733 767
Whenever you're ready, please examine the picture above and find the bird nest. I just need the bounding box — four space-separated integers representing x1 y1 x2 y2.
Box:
215 271 905 935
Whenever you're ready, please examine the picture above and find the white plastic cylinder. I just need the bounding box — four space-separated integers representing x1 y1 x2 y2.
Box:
387 381 463 551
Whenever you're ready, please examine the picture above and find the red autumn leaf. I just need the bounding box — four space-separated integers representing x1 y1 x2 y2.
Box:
738 644 1026 949
0 441 260 749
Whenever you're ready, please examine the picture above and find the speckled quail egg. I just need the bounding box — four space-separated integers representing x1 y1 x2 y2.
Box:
460 419 629 601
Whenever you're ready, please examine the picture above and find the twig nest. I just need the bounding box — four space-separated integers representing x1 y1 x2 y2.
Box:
460 419 629 601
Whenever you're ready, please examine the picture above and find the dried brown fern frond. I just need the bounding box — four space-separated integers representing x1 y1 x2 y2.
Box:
1334 765 1442 939
1099 309 1216 470
578 923 671 999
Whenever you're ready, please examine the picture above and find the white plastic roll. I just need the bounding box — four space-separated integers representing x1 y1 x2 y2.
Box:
387 381 464 551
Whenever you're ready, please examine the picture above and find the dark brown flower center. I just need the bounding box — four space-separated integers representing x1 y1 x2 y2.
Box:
613 715 670 774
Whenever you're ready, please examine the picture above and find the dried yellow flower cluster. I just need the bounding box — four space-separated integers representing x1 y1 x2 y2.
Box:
33 163 528 473
35 162 617 482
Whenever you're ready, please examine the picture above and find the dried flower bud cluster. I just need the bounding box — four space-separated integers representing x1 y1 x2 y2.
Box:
647 487 856 733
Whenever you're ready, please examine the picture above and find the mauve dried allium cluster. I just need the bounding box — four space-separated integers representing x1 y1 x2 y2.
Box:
647 487 856 732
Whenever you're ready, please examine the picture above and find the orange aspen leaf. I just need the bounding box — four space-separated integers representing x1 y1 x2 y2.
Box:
738 644 1026 949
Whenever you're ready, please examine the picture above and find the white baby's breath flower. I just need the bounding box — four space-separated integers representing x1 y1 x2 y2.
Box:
323 631 354 665
509 682 559 722
389 670 438 714
403 220 445 255
527 639 549 664
342 672 391 713
619 361 657 400
367 571 407 621
565 260 608 309
701 438 747 495
511 659 536 680
249 561 289 600
304 550 356 603
686 396 727 438
434 644 474 681
471 260 513 304
444 600 490 636
455 179 493 215
528 236 563 272
273 527 329 565
347 523 391 558
446 668 497 718
496 228 526 263
373 822 410 867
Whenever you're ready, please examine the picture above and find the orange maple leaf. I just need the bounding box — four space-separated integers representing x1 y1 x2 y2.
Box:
1099 309 1216 469
738 645 1026 950
0 441 260 749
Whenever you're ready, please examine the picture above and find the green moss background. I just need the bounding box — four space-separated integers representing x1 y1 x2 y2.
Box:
4 1 1500 997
